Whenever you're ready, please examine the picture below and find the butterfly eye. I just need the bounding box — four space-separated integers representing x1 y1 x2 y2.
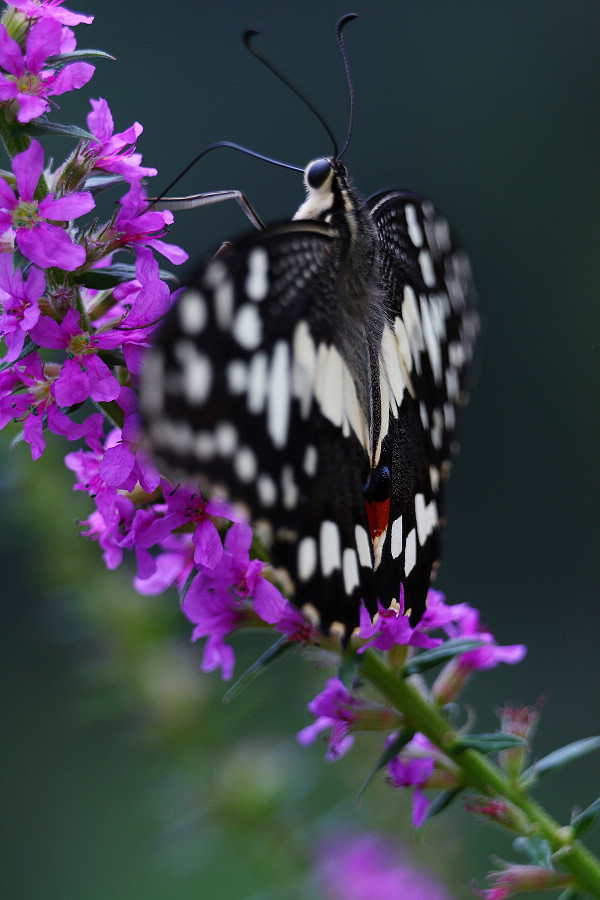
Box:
306 158 333 190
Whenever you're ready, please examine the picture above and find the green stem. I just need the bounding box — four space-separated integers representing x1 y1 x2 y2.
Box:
361 649 600 898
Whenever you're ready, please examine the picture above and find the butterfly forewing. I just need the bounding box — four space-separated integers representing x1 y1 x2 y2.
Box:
143 220 378 634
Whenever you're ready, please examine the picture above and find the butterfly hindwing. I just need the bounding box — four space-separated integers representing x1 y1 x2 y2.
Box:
143 220 378 634
367 189 479 624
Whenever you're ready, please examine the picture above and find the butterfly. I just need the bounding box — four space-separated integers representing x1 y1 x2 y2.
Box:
140 17 479 643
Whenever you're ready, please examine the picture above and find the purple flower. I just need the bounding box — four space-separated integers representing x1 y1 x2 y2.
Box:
0 256 44 362
113 180 188 265
0 140 94 270
99 413 160 494
86 98 157 182
160 481 226 569
313 833 452 900
78 491 135 570
0 352 101 458
297 677 362 760
10 0 94 26
357 590 444 653
387 732 460 827
433 605 527 703
181 523 286 678
29 308 121 405
0 18 94 123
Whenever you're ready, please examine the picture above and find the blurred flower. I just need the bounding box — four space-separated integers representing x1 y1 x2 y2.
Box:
474 862 570 899
313 833 452 900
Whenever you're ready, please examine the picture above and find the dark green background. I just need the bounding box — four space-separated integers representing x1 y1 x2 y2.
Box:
1 2 599 898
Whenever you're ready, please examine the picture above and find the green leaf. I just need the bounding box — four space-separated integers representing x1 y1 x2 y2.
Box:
571 795 600 838
338 649 361 691
45 49 115 65
357 727 415 802
74 264 179 289
85 174 128 195
24 119 95 141
557 889 580 900
452 732 528 754
422 786 463 822
513 835 553 867
223 636 294 703
521 736 600 782
401 638 486 676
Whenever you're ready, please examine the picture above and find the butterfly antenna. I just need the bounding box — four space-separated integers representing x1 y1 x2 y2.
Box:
148 140 303 209
336 13 357 160
244 28 339 158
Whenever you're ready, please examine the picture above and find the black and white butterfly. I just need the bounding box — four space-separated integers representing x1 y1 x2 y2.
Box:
140 16 479 642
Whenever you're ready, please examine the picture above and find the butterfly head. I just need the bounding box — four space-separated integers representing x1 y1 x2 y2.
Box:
293 156 350 223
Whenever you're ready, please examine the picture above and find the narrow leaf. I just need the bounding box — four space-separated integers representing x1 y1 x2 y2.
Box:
338 649 361 691
74 264 178 289
45 49 115 64
571 795 600 838
401 638 486 676
452 732 528 754
422 786 463 822
557 889 580 900
521 736 600 782
223 635 294 703
25 120 95 141
357 727 415 802
85 174 127 195
513 835 553 867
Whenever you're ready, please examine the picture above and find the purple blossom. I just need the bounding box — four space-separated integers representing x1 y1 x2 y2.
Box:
0 256 44 362
297 677 362 760
432 605 527 703
133 534 195 596
0 140 94 270
0 352 101 458
95 248 175 374
181 522 286 678
160 481 226 569
10 0 94 26
0 18 94 123
78 491 135 570
357 591 444 653
112 179 188 265
388 749 435 827
99 413 160 494
29 308 122 405
313 833 452 900
86 98 157 182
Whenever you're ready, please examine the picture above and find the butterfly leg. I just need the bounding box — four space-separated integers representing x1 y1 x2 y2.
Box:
148 190 266 231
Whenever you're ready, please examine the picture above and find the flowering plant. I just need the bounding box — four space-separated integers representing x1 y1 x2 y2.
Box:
1 3 599 898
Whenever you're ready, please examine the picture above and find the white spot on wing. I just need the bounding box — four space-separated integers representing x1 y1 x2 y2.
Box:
245 247 269 301
292 320 316 419
405 203 423 247
232 303 262 350
281 464 299 509
320 520 342 577
178 289 207 335
420 296 443 384
418 249 436 287
174 339 212 404
391 515 403 559
342 547 360 595
303 444 318 477
247 351 268 414
141 349 165 415
267 341 291 448
298 536 317 581
314 343 344 428
214 421 237 457
257 473 277 507
355 524 372 569
226 359 246 394
404 528 416 576
233 445 258 483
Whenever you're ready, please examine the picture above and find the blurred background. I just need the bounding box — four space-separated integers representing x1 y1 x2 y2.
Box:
1 1 599 897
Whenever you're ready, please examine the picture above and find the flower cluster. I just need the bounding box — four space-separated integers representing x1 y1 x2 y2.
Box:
0 0 291 672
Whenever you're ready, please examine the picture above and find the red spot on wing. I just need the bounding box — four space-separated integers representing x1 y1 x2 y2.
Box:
365 496 390 541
